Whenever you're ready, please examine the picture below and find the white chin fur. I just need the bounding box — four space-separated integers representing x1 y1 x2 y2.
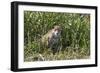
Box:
54 31 58 36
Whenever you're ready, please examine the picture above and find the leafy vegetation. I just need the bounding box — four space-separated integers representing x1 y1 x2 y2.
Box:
24 11 90 62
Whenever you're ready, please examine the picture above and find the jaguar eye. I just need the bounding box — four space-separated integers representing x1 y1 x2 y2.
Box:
54 29 58 31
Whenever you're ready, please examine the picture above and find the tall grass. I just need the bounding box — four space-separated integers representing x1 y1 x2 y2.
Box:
24 11 90 61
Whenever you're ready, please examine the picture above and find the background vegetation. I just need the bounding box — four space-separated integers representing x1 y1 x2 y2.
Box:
24 11 90 62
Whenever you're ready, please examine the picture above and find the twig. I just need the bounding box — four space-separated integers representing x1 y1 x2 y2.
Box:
39 54 45 61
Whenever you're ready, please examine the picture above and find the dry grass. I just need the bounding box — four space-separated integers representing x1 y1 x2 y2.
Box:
24 47 90 62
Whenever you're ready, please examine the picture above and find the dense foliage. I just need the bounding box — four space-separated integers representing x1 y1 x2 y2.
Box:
24 11 90 61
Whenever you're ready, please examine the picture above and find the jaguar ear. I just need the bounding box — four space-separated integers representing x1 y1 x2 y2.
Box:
53 25 56 29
